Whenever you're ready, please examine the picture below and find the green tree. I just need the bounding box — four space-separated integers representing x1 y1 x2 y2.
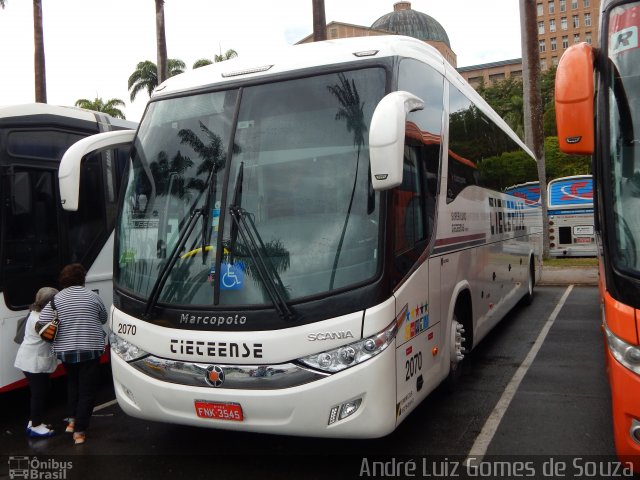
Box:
192 58 213 69
478 76 525 140
214 49 238 62
128 59 185 101
75 97 126 119
544 136 591 179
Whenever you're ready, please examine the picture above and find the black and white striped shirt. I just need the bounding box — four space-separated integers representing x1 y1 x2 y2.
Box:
39 286 107 354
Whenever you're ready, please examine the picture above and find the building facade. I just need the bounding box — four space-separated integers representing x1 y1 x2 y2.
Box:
536 0 600 70
297 2 457 67
460 0 601 86
458 59 523 89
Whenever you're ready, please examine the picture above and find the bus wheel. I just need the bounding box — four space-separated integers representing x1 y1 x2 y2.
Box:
446 312 467 389
522 258 535 306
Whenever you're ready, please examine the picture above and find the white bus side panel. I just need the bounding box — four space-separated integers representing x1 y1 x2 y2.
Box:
393 260 446 424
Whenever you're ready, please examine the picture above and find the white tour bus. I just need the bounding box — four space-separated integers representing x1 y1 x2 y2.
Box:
0 104 136 392
59 36 542 437
547 174 596 257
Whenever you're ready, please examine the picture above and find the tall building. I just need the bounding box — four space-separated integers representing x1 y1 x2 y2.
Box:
536 0 600 70
460 0 601 86
297 2 457 67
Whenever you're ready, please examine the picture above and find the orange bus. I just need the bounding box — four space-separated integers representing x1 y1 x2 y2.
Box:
555 0 640 470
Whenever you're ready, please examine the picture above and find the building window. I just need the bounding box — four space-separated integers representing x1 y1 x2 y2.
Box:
538 21 545 34
511 70 522 78
552 56 559 66
550 19 556 32
562 35 569 48
571 0 578 9
537 3 544 15
560 0 566 12
549 1 555 13
584 13 591 26
489 73 505 83
541 58 548 70
584 0 590 7
330 28 338 38
561 17 568 30
468 76 482 87
539 39 546 52
573 14 580 28
574 33 580 42
551 37 558 50
585 31 592 44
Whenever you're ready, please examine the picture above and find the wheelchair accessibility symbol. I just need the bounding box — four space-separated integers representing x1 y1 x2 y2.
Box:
220 262 245 290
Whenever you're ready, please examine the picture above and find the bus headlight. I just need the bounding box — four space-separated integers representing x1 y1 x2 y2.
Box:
109 333 149 362
604 323 640 375
297 319 398 373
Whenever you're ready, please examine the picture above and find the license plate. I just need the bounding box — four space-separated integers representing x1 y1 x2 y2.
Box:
575 237 592 243
194 400 244 421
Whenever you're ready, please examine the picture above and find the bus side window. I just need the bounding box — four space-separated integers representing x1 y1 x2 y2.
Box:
393 58 444 276
2 168 59 308
393 150 426 255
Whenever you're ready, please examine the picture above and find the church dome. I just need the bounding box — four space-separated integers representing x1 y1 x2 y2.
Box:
371 2 451 48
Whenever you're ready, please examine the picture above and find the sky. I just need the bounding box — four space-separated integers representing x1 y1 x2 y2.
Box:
0 0 522 122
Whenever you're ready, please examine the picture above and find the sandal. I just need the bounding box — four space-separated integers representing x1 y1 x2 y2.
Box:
65 420 75 433
73 432 86 445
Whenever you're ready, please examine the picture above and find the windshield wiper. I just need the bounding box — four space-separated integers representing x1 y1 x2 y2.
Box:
228 163 295 321
200 165 219 264
143 207 203 318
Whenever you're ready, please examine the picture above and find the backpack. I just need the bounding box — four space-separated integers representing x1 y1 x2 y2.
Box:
13 312 31 344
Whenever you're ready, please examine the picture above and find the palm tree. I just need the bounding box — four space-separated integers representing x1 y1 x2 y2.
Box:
193 58 213 69
1 1 46 102
214 49 238 63
33 0 46 103
128 59 185 101
155 0 168 83
75 97 126 119
312 0 327 42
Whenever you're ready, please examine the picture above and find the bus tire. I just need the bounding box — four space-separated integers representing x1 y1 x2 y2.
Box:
445 296 471 390
522 257 535 306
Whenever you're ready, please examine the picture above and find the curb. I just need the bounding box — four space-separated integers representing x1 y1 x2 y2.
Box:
538 266 599 286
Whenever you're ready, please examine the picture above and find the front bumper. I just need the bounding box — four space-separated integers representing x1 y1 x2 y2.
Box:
111 343 398 438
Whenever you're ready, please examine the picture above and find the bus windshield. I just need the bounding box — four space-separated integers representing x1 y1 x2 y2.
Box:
116 67 386 309
607 2 640 275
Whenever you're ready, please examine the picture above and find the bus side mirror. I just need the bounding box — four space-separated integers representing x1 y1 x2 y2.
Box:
59 130 135 211
369 91 424 191
555 42 595 155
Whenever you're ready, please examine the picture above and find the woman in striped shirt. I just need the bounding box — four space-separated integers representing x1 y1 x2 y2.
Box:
39 263 107 445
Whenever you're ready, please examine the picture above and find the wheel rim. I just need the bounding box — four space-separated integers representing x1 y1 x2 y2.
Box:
450 316 466 367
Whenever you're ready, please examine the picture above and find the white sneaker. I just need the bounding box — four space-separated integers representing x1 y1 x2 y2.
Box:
27 424 54 438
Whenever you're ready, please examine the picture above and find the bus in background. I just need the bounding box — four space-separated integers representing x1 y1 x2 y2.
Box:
0 104 136 393
60 35 541 437
555 0 640 470
547 175 596 257
504 181 541 208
